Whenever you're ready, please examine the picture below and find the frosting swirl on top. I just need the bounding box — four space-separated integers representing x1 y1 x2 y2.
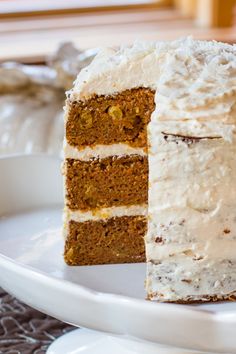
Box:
70 37 236 141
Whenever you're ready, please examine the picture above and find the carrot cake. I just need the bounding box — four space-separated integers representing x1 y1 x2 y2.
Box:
63 38 236 302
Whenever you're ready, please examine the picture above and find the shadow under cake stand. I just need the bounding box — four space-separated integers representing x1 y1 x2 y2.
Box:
0 155 236 354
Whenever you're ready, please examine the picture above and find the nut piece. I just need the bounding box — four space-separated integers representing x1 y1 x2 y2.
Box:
66 247 74 261
80 111 93 129
108 105 123 121
84 184 96 197
84 184 97 207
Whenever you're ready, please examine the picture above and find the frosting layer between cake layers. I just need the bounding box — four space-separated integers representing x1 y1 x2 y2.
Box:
64 143 146 161
68 37 236 301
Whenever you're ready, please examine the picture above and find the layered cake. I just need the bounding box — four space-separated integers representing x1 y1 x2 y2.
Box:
63 86 155 265
63 38 236 302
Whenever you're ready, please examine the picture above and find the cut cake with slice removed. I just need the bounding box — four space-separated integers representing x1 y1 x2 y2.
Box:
63 38 236 302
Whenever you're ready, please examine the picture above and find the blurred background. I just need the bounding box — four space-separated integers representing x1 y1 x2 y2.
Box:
0 0 236 157
0 2 236 351
1 0 236 63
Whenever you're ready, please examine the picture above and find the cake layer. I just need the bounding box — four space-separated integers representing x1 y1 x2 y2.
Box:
64 216 146 265
66 88 155 149
65 155 148 211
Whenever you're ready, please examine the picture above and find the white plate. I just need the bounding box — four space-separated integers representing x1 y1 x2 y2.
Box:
0 155 236 353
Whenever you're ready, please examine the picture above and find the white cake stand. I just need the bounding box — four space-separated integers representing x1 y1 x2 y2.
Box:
0 155 236 354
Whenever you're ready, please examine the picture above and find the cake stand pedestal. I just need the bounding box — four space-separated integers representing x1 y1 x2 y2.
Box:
47 328 194 354
0 156 236 354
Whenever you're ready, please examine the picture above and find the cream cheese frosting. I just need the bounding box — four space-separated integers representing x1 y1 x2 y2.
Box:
68 37 236 301
65 204 147 222
64 142 146 160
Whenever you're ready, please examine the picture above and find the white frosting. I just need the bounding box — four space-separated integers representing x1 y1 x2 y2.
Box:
65 204 147 222
69 38 236 107
69 42 160 99
147 135 236 301
68 37 236 301
147 39 236 301
64 141 146 160
147 259 236 302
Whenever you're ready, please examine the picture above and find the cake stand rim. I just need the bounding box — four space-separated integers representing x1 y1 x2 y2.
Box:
0 155 236 353
0 251 236 353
